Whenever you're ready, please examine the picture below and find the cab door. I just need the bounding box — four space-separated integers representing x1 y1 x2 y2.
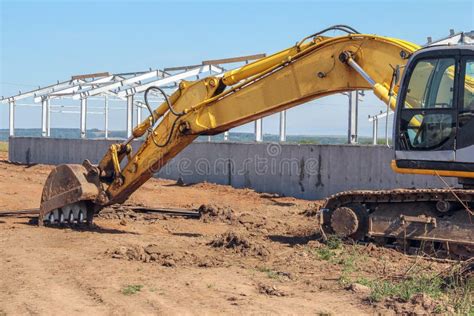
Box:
455 52 474 163
395 51 459 169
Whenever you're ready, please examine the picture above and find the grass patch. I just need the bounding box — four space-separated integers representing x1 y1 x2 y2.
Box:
121 284 143 295
316 248 335 261
0 142 7 153
306 235 472 313
310 235 343 261
443 264 473 314
337 250 362 285
357 274 445 303
356 271 472 314
257 267 280 280
326 235 343 250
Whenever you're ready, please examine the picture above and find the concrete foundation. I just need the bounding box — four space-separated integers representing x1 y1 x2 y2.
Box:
8 137 457 200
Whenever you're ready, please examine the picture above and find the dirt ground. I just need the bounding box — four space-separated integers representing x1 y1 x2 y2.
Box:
0 152 468 315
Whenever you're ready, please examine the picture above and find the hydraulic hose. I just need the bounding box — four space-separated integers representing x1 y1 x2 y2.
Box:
144 86 185 121
144 86 185 148
296 25 361 47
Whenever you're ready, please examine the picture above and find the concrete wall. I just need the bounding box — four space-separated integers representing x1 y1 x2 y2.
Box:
8 136 456 200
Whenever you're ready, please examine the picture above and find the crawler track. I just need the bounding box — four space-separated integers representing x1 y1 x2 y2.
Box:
320 188 474 258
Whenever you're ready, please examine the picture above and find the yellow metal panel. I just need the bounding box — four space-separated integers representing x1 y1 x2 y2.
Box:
391 160 474 179
189 35 417 134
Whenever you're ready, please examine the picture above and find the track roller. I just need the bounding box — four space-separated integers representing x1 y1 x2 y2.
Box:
324 203 368 240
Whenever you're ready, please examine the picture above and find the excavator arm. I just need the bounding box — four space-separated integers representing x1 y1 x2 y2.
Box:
39 27 419 223
104 32 418 205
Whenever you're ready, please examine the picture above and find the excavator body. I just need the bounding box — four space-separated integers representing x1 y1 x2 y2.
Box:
321 45 474 257
38 25 473 257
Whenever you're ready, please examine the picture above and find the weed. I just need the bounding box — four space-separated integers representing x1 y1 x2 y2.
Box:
309 236 345 262
326 235 342 250
433 304 445 314
257 267 280 279
443 265 473 314
357 274 445 303
317 248 336 261
121 284 143 295
311 235 472 314
339 254 356 272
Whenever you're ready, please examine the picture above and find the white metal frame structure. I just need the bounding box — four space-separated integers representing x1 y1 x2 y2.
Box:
1 54 283 140
3 29 471 144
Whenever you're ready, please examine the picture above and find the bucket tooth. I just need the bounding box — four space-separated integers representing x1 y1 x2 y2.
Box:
39 164 100 225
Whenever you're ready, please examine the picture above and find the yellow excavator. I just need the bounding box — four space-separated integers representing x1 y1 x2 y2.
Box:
39 25 473 257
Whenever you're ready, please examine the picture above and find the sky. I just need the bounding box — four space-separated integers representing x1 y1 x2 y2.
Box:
1 0 473 137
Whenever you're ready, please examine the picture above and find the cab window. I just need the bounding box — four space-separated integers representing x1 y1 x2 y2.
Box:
463 60 474 111
403 58 455 109
399 57 456 150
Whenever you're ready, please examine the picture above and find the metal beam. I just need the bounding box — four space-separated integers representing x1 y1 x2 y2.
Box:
202 53 266 65
279 110 286 142
71 72 110 80
164 64 201 72
347 91 358 144
104 95 109 139
1 80 79 104
47 100 51 137
136 102 142 127
126 95 134 138
34 75 114 102
117 65 222 98
72 70 165 100
41 99 50 137
49 110 103 115
80 98 87 138
372 117 378 145
9 101 15 136
368 110 393 121
255 119 263 142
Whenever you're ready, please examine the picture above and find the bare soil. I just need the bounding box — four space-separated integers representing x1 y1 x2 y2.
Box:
0 152 465 315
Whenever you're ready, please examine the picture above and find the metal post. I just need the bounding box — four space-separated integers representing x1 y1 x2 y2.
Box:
354 90 359 143
136 103 142 127
255 118 263 142
8 100 15 136
348 91 358 144
279 110 287 142
223 131 229 141
80 98 87 139
372 117 378 145
41 98 50 137
104 95 109 139
347 92 352 144
46 99 51 137
126 95 134 138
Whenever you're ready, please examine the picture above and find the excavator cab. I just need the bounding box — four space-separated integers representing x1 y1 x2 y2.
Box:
394 46 474 182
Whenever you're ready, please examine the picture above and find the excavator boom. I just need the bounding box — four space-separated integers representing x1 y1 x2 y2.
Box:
102 32 418 205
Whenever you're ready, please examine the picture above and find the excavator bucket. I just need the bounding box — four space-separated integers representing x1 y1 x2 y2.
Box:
39 164 100 225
